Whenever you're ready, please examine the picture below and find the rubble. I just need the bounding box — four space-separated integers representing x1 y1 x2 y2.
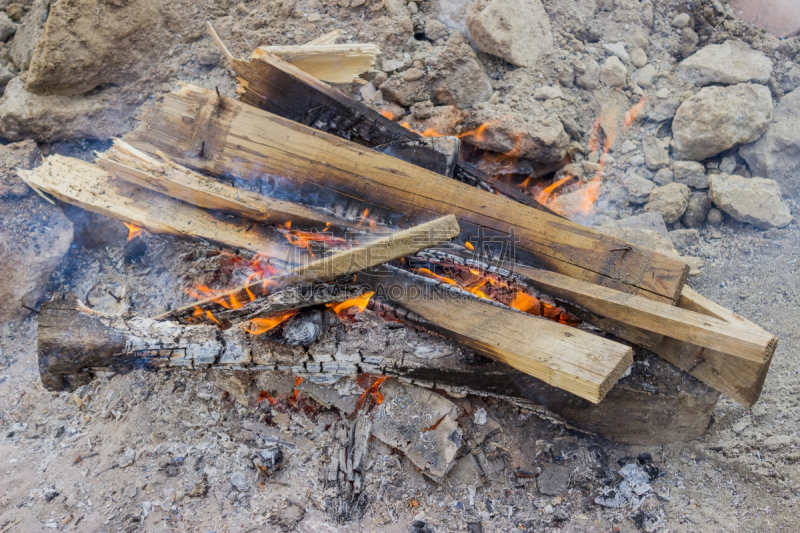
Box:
708 174 793 229
466 0 552 67
644 183 691 224
672 84 774 161
679 40 773 86
673 160 708 189
740 88 800 198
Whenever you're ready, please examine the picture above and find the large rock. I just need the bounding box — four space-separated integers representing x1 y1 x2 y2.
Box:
0 78 136 141
0 141 74 322
644 183 691 224
679 41 772 86
740 88 800 198
462 103 570 163
380 35 492 109
708 174 792 229
672 84 773 161
466 0 552 67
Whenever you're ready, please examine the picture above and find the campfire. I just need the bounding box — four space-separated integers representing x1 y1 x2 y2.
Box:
16 25 775 456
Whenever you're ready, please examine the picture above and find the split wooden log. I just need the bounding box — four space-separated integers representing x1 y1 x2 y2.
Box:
97 140 368 230
207 24 558 208
37 292 716 444
124 84 690 304
19 156 288 255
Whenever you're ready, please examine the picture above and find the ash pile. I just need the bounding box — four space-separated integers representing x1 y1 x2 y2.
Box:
0 0 798 531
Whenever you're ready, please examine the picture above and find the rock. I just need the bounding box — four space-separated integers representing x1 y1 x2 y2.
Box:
0 141 74 323
0 78 136 141
621 173 655 204
631 48 648 68
539 464 570 496
273 500 306 532
644 183 691 224
5 3 24 22
672 84 773 161
648 95 681 122
781 67 800 93
669 229 700 254
463 104 570 163
762 435 793 452
381 35 492 108
740 88 800 198
706 208 724 225
44 489 59 502
679 41 773 86
466 0 552 67
603 212 670 238
719 156 737 174
682 192 712 227
381 59 404 72
533 86 564 100
119 448 136 468
447 453 484 488
425 19 448 41
575 59 601 90
679 27 699 59
654 168 674 186
473 408 487 425
642 136 670 170
372 380 461 481
403 67 424 82
633 64 656 88
673 161 708 189
9 0 45 72
411 520 436 533
0 13 15 42
602 42 629 62
671 13 690 28
187 475 209 498
600 56 627 87
124 485 138 499
230 472 249 492
708 174 792 229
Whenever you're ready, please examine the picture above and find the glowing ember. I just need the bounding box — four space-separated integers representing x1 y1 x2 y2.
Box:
245 310 296 335
510 290 540 313
278 221 352 258
327 291 375 318
122 222 145 241
355 374 389 413
464 241 475 251
380 109 394 120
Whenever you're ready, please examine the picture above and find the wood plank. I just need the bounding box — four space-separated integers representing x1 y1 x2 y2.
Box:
97 139 370 230
207 23 560 209
19 156 286 254
124 85 690 304
652 287 776 407
511 265 776 363
357 267 632 404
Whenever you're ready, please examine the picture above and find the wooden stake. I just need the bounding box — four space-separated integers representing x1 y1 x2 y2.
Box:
124 85 690 304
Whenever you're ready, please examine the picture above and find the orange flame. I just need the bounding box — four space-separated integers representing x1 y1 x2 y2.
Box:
327 291 375 318
535 175 573 205
355 374 389 413
510 290 540 313
245 310 296 335
464 241 474 251
123 222 145 241
380 109 394 120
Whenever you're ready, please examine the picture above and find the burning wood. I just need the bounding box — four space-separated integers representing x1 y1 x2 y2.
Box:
123 84 690 304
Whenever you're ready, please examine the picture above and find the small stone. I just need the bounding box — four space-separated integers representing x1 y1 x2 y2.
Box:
410 100 433 119
44 489 59 502
654 168 674 186
381 59 404 72
673 161 708 189
544 504 554 514
466 0 553 67
669 229 700 254
408 1 418 14
656 88 670 99
403 68 424 82
0 13 15 42
682 192 712 227
621 173 655 204
534 86 564 100
576 59 601 90
372 71 389 87
709 174 793 229
119 448 136 468
619 140 637 154
649 96 680 121
306 12 321 22
602 42 629 62
5 4 24 23
707 208 724 225
643 136 671 170
187 475 209 498
425 19 448 41
539 464 570 496
719 156 737 174
763 435 793 452
628 154 645 166
230 472 249 492
631 48 647 68
679 41 773 87
671 13 690 29
125 485 138 499
359 82 378 103
634 64 656 89
644 183 691 224
473 407 487 425
600 56 627 87
680 28 699 59
673 84 773 161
